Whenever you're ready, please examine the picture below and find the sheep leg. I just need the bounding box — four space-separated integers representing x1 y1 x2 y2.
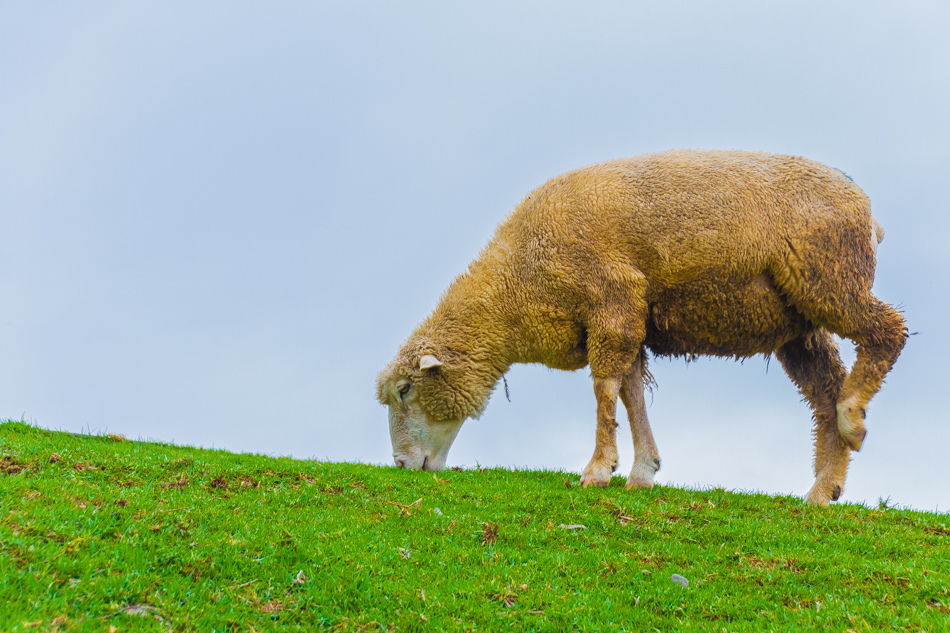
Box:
619 355 661 489
579 376 623 488
580 271 649 489
776 330 849 506
834 297 907 452
775 235 907 455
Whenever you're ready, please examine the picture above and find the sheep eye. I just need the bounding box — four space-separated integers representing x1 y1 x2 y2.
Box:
398 383 411 397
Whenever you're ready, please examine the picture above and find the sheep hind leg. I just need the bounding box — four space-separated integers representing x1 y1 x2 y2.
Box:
834 297 907 452
619 353 661 489
579 376 622 488
776 330 849 506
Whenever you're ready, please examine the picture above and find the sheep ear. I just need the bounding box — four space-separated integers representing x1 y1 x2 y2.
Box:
419 354 443 370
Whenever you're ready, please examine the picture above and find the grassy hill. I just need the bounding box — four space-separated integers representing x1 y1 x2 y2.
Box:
1 420 948 631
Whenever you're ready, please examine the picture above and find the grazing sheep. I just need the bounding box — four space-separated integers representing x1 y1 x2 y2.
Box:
376 150 906 506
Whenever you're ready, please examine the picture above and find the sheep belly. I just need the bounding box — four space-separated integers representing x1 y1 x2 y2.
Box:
644 273 810 358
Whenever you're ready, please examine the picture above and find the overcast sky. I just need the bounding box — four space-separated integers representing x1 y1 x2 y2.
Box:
2 2 948 512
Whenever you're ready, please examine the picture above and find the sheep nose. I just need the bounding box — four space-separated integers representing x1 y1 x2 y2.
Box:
394 457 407 469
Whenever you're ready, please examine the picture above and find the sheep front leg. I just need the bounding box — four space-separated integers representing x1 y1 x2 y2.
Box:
619 357 661 489
579 376 623 488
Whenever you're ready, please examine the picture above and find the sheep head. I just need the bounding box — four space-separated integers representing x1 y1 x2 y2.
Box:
376 353 466 471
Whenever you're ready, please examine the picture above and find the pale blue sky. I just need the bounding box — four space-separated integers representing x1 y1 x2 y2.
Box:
2 2 948 511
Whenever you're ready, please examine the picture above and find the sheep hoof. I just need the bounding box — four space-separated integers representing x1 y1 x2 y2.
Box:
580 461 612 488
803 488 830 507
625 477 653 490
580 475 610 488
626 460 658 490
836 400 867 451
804 481 844 506
844 427 866 452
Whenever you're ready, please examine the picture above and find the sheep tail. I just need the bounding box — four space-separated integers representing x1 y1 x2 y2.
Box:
867 217 884 255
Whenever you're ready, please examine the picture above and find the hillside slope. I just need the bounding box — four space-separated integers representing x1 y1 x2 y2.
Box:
1 420 948 631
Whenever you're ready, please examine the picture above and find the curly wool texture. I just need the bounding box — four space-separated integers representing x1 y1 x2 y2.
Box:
378 149 900 423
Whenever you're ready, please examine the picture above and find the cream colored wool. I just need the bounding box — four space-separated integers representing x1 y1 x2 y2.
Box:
377 150 907 505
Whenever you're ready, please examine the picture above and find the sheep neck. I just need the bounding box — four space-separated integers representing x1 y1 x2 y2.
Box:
413 264 524 410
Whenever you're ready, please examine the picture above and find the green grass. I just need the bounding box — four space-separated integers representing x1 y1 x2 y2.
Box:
1 420 948 632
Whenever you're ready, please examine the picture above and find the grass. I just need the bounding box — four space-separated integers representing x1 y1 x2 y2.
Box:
1 420 948 632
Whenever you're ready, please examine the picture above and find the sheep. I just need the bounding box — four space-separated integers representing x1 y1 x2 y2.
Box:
376 149 907 506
